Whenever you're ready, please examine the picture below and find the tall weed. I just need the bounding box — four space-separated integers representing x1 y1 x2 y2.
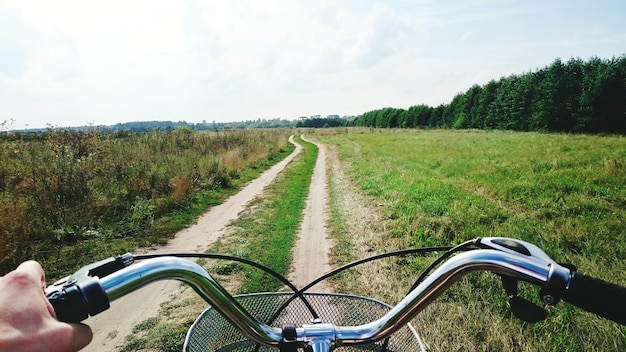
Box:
0 129 291 277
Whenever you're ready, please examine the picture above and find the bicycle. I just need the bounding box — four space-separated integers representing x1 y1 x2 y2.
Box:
46 237 626 351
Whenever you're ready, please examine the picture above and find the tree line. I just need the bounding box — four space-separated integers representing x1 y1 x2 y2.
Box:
295 115 347 128
349 56 626 134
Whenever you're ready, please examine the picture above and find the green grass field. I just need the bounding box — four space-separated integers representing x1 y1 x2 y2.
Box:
318 128 626 351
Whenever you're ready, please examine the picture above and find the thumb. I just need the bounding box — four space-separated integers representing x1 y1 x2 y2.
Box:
66 323 93 352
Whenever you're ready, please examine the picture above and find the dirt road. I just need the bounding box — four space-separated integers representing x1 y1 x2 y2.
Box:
288 135 333 292
83 135 333 351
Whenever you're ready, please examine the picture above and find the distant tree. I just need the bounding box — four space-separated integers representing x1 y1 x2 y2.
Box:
349 55 626 134
477 80 499 129
296 116 345 128
429 104 445 127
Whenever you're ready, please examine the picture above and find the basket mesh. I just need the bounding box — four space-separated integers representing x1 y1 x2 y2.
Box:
184 293 423 352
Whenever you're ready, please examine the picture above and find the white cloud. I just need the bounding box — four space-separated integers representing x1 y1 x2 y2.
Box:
1 0 625 129
0 6 39 77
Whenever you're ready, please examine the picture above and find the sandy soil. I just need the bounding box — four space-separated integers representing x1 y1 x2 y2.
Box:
83 136 305 351
287 135 333 292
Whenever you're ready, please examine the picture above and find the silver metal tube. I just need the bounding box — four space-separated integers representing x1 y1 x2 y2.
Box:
309 338 332 352
99 257 282 346
333 249 554 344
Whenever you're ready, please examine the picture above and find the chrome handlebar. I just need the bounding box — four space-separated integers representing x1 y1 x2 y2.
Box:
47 237 576 351
334 248 569 344
100 256 283 345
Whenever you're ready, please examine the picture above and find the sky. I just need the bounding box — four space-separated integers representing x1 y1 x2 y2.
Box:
1 0 625 130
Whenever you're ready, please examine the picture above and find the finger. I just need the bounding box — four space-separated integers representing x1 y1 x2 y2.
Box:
14 261 47 294
16 260 46 284
15 261 57 318
67 323 93 352
46 294 59 319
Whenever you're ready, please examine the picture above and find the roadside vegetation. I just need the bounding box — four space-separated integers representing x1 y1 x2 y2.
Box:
318 128 626 351
121 135 318 351
0 128 293 278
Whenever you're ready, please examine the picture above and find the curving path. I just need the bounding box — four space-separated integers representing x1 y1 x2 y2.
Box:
83 136 303 351
287 135 333 292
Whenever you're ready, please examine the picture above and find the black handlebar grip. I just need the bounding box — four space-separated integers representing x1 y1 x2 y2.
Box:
48 285 90 322
562 272 626 325
47 277 110 323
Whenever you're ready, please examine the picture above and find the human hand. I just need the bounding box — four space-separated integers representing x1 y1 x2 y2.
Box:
0 261 93 352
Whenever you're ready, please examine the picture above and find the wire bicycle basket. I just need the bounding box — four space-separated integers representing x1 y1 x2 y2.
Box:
184 292 425 351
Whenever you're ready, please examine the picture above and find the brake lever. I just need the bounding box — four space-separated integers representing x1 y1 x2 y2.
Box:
480 237 571 302
501 275 547 323
48 253 134 289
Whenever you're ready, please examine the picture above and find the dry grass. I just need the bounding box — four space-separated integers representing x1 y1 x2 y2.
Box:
327 144 409 301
